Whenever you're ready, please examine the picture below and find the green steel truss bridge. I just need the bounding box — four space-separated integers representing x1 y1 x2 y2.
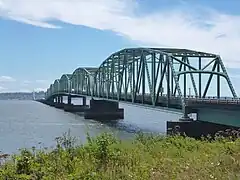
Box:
45 48 240 127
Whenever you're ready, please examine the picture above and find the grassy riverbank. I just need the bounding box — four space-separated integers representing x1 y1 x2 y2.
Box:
0 132 240 180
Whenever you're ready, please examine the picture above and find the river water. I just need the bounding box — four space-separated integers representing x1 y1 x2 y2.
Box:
0 99 181 154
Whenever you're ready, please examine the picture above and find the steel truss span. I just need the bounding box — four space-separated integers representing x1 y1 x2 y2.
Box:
46 48 238 110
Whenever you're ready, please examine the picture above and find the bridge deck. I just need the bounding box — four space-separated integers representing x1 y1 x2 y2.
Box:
47 91 240 108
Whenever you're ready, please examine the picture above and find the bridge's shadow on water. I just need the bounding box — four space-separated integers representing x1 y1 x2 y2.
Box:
71 98 181 135
88 118 163 135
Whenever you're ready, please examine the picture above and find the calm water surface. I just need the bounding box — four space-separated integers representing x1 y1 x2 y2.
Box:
0 99 181 154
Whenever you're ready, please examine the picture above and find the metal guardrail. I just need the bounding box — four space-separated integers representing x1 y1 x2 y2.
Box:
46 91 240 105
186 98 240 105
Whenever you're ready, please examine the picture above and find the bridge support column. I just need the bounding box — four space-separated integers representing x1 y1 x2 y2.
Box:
179 106 193 121
84 99 124 120
67 95 72 105
49 97 55 106
64 96 89 113
53 96 65 108
57 96 61 103
83 97 86 106
38 94 87 112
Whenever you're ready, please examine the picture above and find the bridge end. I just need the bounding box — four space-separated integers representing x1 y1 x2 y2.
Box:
166 120 240 139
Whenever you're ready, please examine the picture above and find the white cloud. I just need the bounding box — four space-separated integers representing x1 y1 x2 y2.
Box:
0 76 16 82
0 78 47 92
23 80 31 84
0 86 6 91
36 80 48 84
0 0 240 69
8 16 61 28
34 88 47 92
229 74 240 79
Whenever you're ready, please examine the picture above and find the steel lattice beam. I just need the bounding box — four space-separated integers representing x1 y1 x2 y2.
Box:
46 47 238 111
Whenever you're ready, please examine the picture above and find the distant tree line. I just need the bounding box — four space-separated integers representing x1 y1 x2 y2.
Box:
0 91 45 100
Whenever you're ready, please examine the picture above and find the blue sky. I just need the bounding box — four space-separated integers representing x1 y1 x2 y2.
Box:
0 0 239 96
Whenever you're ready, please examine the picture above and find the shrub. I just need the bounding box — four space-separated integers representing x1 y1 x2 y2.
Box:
0 131 240 179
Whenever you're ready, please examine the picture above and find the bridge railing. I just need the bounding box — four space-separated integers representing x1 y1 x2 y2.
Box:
186 98 240 105
46 89 240 106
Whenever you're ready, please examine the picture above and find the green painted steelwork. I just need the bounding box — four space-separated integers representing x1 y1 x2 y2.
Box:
53 79 60 93
59 74 72 93
197 108 240 127
45 48 239 114
70 67 98 96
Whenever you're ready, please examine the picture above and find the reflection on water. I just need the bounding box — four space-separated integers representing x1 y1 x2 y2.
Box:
0 99 181 154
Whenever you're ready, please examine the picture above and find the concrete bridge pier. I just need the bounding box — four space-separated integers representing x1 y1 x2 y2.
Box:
45 99 55 107
39 93 89 112
57 96 63 104
67 95 72 105
179 106 194 121
84 99 124 120
166 120 240 139
52 95 65 109
54 101 65 109
38 96 59 107
56 96 62 104
63 96 89 112
82 97 86 106
167 103 240 139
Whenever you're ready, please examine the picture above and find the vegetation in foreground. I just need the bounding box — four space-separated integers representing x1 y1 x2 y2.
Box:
0 131 240 180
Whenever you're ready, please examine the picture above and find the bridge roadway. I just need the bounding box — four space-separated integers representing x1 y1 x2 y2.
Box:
46 91 240 128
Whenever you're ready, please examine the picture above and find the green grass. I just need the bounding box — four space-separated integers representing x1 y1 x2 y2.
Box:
0 131 240 180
